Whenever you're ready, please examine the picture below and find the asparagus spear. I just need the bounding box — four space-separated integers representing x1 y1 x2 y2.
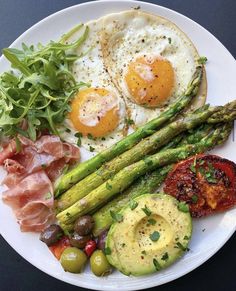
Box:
54 67 203 196
92 124 213 236
57 123 232 231
57 103 222 211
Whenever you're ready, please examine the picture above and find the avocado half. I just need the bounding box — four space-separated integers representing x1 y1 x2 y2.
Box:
105 193 192 276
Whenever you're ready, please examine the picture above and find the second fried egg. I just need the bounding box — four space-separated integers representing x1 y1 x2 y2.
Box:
61 19 126 152
100 10 207 126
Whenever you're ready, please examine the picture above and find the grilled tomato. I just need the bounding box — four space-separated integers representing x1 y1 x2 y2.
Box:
164 154 236 217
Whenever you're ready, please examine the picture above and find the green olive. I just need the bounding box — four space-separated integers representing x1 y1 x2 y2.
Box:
90 250 112 277
60 247 87 273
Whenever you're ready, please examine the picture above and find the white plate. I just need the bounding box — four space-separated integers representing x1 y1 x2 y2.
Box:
0 1 236 290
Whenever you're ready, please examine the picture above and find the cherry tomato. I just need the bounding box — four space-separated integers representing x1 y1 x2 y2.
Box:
84 240 97 257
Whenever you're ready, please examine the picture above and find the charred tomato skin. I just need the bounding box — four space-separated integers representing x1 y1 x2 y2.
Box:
164 154 236 217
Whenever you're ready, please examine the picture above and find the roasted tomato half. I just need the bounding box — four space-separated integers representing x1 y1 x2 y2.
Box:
164 154 236 217
49 236 70 260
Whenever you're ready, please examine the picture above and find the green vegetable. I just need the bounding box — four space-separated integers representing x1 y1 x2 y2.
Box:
0 25 89 140
161 252 169 261
57 122 232 231
57 100 220 211
54 66 204 196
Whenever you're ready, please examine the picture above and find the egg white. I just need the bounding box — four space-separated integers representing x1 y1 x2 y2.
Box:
60 19 127 152
100 10 207 126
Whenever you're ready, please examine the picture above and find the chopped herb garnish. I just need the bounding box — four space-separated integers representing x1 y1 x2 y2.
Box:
141 250 147 255
147 218 156 225
66 212 71 217
153 258 161 271
121 243 126 248
129 200 138 210
143 157 153 166
45 192 52 200
178 201 189 213
168 37 172 44
150 231 160 242
101 137 106 141
89 146 95 152
176 242 189 251
65 128 71 133
106 182 112 190
161 252 169 261
133 5 141 10
184 235 190 240
190 163 196 174
191 195 198 203
104 247 111 255
125 118 135 126
142 205 152 216
198 56 208 65
87 133 95 140
75 132 82 147
110 210 123 223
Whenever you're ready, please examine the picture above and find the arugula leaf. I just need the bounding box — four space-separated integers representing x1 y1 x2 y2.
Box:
0 25 89 140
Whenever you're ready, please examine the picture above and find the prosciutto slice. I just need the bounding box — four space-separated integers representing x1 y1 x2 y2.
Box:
0 135 80 232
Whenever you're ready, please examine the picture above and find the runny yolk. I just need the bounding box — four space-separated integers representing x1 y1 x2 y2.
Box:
125 56 175 107
69 88 119 137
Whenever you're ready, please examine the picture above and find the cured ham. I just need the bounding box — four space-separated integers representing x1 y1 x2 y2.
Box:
0 135 80 232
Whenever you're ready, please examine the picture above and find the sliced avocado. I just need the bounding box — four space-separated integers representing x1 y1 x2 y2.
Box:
105 193 192 276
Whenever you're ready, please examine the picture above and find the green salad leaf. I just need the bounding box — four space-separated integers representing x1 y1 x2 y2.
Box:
0 24 89 140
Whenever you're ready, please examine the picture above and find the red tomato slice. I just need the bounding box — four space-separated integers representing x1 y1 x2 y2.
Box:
164 154 236 217
49 236 70 260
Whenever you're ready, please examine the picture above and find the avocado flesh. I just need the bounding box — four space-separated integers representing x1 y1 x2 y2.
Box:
106 193 192 276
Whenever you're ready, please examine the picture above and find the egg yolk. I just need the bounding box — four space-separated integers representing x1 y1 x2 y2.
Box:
125 56 175 107
69 88 119 137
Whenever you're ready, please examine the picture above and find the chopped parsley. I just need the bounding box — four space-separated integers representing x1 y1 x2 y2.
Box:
175 242 189 252
87 133 95 140
141 250 147 255
149 231 160 242
147 218 156 225
178 201 189 213
168 37 172 44
161 252 169 261
110 210 123 223
89 146 95 152
125 118 135 126
45 192 52 200
129 200 138 210
106 182 112 190
141 205 152 216
104 247 111 255
75 132 82 147
184 235 190 240
198 56 208 65
190 163 196 174
153 258 161 271
191 195 198 203
143 157 153 167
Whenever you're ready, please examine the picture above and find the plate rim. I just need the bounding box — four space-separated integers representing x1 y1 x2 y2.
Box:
0 1 236 290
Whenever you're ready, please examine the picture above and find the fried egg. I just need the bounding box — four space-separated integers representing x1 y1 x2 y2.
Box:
100 10 207 126
60 19 126 152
